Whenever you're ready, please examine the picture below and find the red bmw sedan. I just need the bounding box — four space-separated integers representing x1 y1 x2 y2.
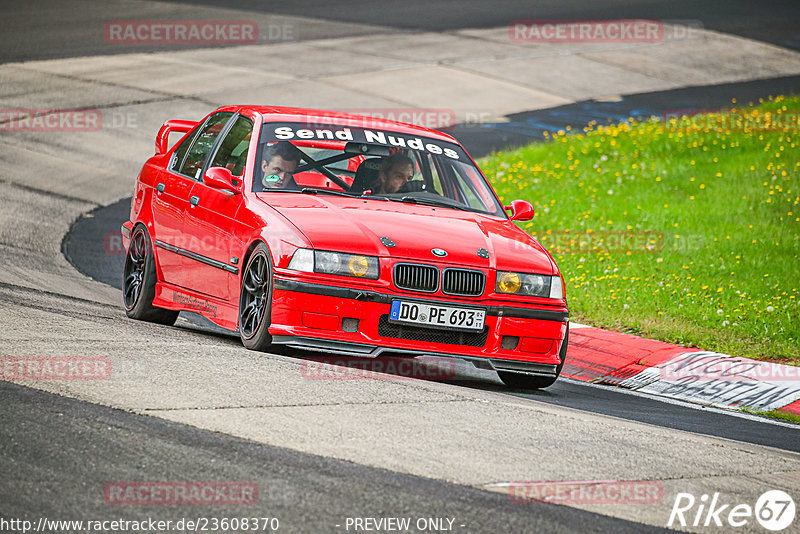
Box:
122 106 569 389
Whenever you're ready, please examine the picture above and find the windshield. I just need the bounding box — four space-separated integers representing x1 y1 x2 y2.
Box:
254 122 505 217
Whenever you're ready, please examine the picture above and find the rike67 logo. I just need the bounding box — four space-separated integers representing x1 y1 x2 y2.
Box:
668 490 795 531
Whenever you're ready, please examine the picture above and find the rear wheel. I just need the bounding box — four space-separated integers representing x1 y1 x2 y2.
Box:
498 326 569 390
123 225 179 325
239 243 274 351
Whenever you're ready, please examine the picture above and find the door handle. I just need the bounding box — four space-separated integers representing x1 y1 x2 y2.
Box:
190 195 199 206
156 183 165 193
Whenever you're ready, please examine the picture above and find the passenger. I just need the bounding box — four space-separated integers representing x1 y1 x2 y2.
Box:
260 141 302 190
372 153 415 194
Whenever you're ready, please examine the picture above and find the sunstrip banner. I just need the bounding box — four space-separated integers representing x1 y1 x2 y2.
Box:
265 123 466 161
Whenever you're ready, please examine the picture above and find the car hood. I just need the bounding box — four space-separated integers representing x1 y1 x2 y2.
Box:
255 193 556 274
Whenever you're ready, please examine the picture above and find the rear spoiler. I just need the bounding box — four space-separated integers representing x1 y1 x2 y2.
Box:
155 119 198 155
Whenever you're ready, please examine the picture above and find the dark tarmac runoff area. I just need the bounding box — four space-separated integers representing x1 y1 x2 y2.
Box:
1 0 798 63
0 381 677 534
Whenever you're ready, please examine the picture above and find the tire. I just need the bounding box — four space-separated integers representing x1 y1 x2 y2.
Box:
123 225 179 325
498 325 569 390
239 243 274 351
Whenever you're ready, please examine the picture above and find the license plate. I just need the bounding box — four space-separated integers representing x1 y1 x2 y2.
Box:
389 300 486 332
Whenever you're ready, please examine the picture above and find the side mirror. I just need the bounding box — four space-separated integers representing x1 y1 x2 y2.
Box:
504 199 535 221
204 167 241 194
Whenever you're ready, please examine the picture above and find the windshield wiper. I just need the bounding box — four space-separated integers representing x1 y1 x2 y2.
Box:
300 187 358 198
396 195 464 209
300 188 397 202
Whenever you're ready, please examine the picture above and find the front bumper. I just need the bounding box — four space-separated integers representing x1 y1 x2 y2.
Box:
269 277 568 372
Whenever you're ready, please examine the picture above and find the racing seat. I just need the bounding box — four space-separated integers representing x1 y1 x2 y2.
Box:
350 158 383 193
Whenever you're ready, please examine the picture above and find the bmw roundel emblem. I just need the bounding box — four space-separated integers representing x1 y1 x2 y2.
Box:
431 248 448 257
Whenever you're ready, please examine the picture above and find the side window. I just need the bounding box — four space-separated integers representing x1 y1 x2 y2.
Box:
446 162 489 210
209 116 253 177
170 128 198 173
421 153 443 194
179 112 233 180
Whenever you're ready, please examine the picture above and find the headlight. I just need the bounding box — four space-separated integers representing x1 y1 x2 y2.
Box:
496 272 522 293
496 271 563 299
315 251 341 274
287 248 314 272
288 249 379 279
549 275 564 299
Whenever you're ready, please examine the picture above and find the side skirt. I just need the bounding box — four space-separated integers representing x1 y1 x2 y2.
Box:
153 282 239 332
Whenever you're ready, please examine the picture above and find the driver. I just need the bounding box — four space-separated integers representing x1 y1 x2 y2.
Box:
372 153 415 194
260 142 302 190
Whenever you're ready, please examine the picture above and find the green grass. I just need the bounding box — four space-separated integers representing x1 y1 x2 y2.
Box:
481 95 799 363
740 407 800 425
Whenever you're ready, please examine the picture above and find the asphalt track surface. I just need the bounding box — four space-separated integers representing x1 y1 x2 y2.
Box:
2 0 799 63
179 0 800 49
0 381 676 534
4 2 800 532
63 190 800 454
56 54 800 459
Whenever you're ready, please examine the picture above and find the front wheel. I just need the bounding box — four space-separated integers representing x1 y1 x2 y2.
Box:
122 225 179 325
498 325 569 390
239 243 274 351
